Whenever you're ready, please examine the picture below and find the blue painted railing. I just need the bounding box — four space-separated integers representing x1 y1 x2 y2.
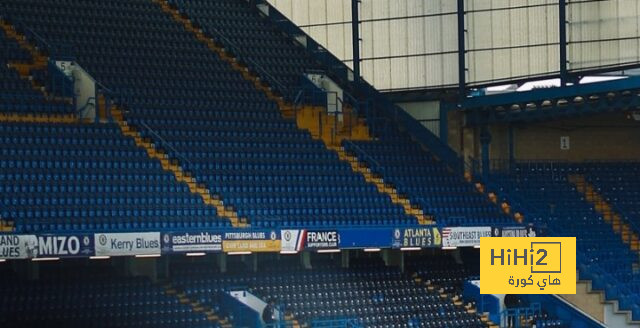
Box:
221 291 264 328
501 303 542 328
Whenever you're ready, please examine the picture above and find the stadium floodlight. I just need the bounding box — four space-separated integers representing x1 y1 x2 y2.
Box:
363 248 381 252
400 247 421 251
32 257 60 261
442 246 457 250
316 249 340 253
228 251 252 255
279 251 298 255
135 254 161 258
185 252 206 257
89 256 111 260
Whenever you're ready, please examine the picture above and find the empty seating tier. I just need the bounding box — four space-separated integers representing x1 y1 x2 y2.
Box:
169 0 321 96
0 23 74 115
170 256 487 328
492 162 640 320
344 129 512 227
0 122 224 232
0 264 218 328
2 0 417 229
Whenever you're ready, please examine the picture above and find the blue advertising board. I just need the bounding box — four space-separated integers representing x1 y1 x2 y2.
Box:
339 228 394 249
0 223 538 259
0 234 94 259
392 227 442 248
35 234 94 258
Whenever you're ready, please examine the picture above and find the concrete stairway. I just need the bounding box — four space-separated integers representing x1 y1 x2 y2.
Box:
561 275 640 327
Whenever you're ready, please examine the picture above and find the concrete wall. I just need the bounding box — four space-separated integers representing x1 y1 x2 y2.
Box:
510 112 640 161
560 281 605 324
446 111 640 172
447 110 479 168
397 101 440 136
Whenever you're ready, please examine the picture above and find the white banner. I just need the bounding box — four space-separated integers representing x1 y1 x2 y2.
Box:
0 235 38 259
442 227 492 248
281 229 304 252
94 232 160 256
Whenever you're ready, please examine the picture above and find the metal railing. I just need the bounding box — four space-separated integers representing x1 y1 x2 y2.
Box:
259 0 463 173
342 140 384 175
204 25 291 99
500 303 541 328
138 121 194 170
488 162 640 313
342 139 432 219
76 96 95 117
47 61 75 100
264 322 299 328
7 18 75 60
292 78 368 145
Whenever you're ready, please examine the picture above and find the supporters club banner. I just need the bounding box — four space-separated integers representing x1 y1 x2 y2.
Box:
0 234 94 259
281 230 340 252
442 227 492 248
34 234 94 258
491 226 537 238
161 232 223 254
0 235 38 259
222 230 280 253
94 232 161 256
392 227 442 248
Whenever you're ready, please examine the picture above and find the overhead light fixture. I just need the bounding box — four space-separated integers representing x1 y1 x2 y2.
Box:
186 252 206 257
474 245 481 249
89 256 111 260
442 246 457 250
228 251 252 255
400 247 421 251
317 249 340 253
363 248 381 252
135 254 161 258
279 251 298 255
32 257 60 262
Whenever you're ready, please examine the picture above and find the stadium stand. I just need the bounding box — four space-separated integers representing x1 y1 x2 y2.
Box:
0 122 224 232
167 0 320 96
0 21 73 116
580 163 640 235
169 255 488 328
0 262 220 327
343 128 513 227
0 0 634 326
1 0 419 229
491 162 640 320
